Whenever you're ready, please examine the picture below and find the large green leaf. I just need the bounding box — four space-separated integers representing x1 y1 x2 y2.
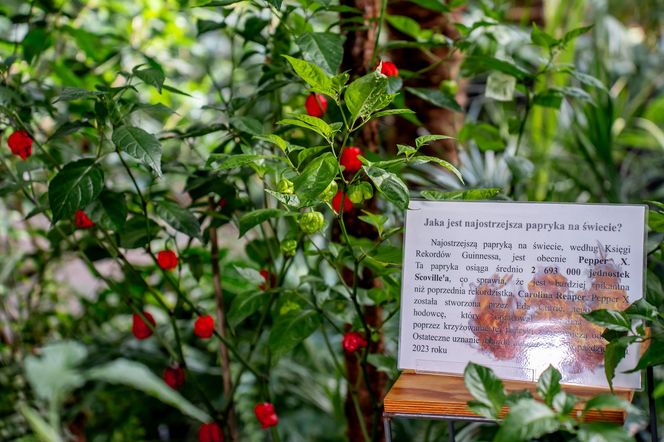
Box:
494 399 559 442
238 208 292 237
364 166 409 210
293 153 337 205
581 309 631 332
536 365 561 407
112 125 163 176
268 310 321 361
627 337 664 373
283 55 336 97
93 190 127 231
297 32 344 75
48 159 104 222
278 114 338 141
156 200 201 239
88 359 210 423
463 362 506 420
24 341 88 404
345 72 394 122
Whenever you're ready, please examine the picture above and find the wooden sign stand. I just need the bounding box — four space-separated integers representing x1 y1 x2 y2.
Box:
382 371 634 442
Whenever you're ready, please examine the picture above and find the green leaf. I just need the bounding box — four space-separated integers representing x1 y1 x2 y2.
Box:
495 400 560 442
536 365 561 407
196 19 226 36
458 122 505 151
372 108 416 119
293 153 337 205
238 208 292 237
88 359 210 423
268 310 321 361
345 72 394 122
96 191 127 231
406 87 462 112
17 405 63 442
577 422 632 442
358 211 388 237
364 166 409 211
561 25 593 46
296 32 344 75
531 23 559 48
581 309 631 332
134 67 165 93
24 341 87 404
533 89 564 108
420 188 501 200
463 362 506 420
648 211 664 232
385 15 426 40
278 114 337 141
624 298 659 321
156 200 201 239
112 125 163 176
54 87 104 102
228 291 265 328
22 27 53 63
230 116 264 135
415 134 454 149
256 134 289 153
604 337 634 389
628 338 664 373
551 391 578 415
118 216 161 249
283 55 335 97
48 159 104 222
583 394 634 415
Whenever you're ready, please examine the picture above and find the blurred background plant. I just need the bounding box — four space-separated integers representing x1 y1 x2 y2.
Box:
0 0 662 441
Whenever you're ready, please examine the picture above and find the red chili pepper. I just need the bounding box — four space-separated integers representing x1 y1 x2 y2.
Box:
378 60 399 77
132 311 156 340
198 422 223 442
332 191 353 213
157 250 178 270
75 210 95 229
194 314 215 339
254 402 279 430
342 331 368 353
163 365 185 390
340 146 363 174
7 130 33 160
305 93 328 118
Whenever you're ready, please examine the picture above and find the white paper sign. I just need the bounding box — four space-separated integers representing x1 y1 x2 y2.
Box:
398 201 646 390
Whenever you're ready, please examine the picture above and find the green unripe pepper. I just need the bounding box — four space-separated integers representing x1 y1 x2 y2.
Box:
299 211 325 234
277 179 294 194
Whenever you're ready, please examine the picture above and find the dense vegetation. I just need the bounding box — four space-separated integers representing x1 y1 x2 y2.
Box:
1 0 662 441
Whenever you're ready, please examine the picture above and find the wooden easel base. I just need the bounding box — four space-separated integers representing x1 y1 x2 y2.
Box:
383 372 633 441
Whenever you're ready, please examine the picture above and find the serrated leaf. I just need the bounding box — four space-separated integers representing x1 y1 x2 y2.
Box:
293 153 337 205
364 166 409 211
238 208 291 237
48 159 104 222
112 126 163 176
297 32 344 75
88 359 210 423
268 310 321 361
156 200 201 239
406 87 462 112
345 72 394 122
